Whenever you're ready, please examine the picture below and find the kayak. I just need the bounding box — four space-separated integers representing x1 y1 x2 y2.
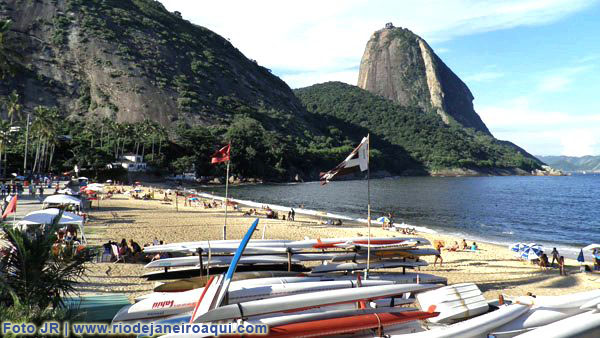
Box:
387 303 530 338
114 279 398 323
512 309 600 338
192 283 438 323
153 272 447 293
143 237 431 254
311 260 427 273
153 271 303 293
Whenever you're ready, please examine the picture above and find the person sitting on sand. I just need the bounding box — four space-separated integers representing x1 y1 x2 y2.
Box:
461 239 468 250
449 241 459 252
559 256 566 276
471 242 478 251
539 253 549 270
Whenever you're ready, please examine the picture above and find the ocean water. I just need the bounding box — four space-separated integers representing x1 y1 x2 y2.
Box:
217 175 600 256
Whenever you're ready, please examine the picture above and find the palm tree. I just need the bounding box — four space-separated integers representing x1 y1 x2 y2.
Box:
6 90 22 125
0 211 93 322
0 119 9 176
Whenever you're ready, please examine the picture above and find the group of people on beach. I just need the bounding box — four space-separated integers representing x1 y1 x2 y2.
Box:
433 239 480 267
538 247 566 275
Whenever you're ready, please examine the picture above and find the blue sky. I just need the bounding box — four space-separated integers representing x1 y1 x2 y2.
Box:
160 0 600 156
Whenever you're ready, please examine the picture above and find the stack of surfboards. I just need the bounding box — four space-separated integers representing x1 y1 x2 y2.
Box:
142 236 438 280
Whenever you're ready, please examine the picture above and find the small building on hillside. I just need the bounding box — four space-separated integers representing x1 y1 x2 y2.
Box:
107 153 148 172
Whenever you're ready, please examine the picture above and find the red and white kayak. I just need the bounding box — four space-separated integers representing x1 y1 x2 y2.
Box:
261 310 439 337
113 279 398 323
192 283 438 323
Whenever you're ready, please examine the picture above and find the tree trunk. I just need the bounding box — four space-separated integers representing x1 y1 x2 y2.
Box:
48 143 55 172
32 136 41 174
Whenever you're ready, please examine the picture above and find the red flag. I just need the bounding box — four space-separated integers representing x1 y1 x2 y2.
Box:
211 144 231 164
2 194 18 219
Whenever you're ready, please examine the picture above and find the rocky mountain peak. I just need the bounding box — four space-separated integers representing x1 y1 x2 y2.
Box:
357 25 491 134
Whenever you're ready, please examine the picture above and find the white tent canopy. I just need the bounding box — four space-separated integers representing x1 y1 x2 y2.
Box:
583 244 600 251
18 208 83 226
43 194 82 207
16 208 86 243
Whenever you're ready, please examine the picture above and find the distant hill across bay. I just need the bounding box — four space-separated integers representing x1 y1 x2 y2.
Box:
537 155 600 172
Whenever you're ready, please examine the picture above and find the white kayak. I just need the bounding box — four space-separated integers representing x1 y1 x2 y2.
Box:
513 309 600 338
492 290 600 335
145 249 440 269
193 283 438 323
143 237 430 254
113 279 395 322
388 303 530 338
312 260 427 273
416 283 488 324
144 255 291 268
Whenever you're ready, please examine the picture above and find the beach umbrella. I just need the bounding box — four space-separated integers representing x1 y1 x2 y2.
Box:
509 243 527 252
520 247 540 261
577 249 585 263
376 216 391 223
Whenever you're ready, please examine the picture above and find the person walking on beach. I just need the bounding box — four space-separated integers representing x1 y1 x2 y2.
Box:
434 241 444 267
558 256 566 276
551 247 560 267
290 208 295 221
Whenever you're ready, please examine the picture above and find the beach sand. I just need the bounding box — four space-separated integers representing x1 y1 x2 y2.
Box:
80 188 599 302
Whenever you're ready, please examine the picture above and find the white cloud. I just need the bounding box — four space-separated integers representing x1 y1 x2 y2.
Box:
159 0 596 88
537 65 591 92
477 99 600 156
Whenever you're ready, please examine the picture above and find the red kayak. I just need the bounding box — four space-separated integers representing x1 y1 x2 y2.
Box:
259 310 438 337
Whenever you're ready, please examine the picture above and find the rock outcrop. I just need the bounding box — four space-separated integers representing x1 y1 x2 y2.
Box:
357 26 491 134
0 0 306 129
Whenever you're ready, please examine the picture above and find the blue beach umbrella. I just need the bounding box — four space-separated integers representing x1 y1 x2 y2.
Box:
376 216 391 223
520 245 543 260
510 243 527 253
577 249 585 263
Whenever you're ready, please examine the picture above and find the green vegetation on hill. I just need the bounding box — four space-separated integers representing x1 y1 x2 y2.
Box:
295 82 541 172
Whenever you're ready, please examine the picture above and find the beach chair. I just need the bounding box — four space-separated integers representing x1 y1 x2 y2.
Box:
111 244 123 263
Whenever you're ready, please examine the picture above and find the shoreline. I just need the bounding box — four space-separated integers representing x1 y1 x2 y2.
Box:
188 186 586 261
80 186 599 302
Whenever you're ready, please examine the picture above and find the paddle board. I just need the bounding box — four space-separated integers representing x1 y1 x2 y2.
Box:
153 271 303 293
